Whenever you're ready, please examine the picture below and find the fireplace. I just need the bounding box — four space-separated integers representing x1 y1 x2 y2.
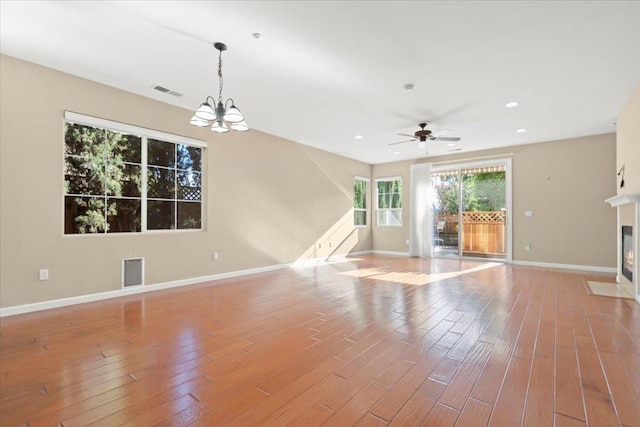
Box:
605 193 639 301
622 226 633 282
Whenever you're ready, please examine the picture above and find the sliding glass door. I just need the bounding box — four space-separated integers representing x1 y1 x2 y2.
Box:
431 160 510 261
461 166 506 259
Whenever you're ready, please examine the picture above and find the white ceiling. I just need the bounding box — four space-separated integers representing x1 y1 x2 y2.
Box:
1 1 639 164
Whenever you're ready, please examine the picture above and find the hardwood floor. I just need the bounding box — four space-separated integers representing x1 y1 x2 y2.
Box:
1 254 639 426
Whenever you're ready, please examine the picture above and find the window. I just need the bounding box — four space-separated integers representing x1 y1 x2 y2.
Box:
353 176 369 226
376 177 402 226
147 139 202 230
64 112 204 234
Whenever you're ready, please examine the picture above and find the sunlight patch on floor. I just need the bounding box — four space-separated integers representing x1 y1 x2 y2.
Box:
339 261 502 286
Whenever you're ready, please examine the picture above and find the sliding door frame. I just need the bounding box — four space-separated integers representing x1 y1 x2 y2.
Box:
431 157 512 263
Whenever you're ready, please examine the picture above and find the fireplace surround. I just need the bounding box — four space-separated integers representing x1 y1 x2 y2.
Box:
605 193 640 302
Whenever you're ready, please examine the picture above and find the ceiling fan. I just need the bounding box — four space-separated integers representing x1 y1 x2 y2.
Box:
388 122 461 146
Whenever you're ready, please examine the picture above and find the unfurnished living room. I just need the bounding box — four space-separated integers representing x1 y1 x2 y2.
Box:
1 1 639 426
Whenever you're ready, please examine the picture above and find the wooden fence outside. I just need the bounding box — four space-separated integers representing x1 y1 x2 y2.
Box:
436 211 506 255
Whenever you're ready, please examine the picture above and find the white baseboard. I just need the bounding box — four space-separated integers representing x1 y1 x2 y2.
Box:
290 251 373 267
0 262 294 317
511 260 616 274
0 251 377 317
290 257 328 268
345 250 373 257
371 250 410 257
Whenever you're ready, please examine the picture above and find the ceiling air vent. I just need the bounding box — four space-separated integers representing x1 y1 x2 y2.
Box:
152 85 183 97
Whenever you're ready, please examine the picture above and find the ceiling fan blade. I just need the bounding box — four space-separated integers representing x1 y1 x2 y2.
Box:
388 139 415 146
432 136 461 142
397 133 416 138
432 128 453 137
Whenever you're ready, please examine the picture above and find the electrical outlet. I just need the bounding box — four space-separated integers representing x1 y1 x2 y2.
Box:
406 239 410 245
213 252 219 261
525 243 532 251
525 210 533 218
39 269 49 281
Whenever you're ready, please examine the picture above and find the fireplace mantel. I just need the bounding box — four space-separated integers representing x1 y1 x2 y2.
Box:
605 193 640 207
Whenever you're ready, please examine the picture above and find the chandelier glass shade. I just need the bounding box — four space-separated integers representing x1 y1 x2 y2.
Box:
190 42 248 133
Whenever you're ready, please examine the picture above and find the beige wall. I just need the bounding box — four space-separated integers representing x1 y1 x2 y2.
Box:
0 55 372 308
372 134 617 268
617 81 640 197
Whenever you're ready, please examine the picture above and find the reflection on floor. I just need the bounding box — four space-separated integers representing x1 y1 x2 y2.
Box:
433 246 460 257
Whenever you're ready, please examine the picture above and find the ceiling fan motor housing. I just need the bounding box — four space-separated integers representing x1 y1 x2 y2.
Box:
414 122 432 140
415 129 432 140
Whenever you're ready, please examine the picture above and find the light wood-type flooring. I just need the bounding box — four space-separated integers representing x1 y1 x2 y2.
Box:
1 255 639 426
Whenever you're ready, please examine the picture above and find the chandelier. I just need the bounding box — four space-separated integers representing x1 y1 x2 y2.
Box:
189 42 248 133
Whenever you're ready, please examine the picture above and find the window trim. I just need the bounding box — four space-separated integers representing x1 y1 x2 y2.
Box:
63 112 206 236
64 111 206 148
353 176 370 228
375 176 403 227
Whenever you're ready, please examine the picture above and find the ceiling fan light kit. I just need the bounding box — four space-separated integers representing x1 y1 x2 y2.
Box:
190 42 249 133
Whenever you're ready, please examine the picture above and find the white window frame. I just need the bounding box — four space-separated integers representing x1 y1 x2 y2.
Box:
353 176 369 227
375 176 403 227
64 112 206 148
63 111 206 235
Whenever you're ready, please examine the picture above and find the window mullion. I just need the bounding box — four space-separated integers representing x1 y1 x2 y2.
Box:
174 144 178 230
141 136 148 232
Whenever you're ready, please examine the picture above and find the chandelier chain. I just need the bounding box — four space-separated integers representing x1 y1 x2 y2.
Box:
217 49 224 103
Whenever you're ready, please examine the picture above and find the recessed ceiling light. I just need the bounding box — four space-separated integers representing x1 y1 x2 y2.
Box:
354 135 363 139
404 83 414 91
252 33 263 40
516 128 527 133
447 143 455 146
505 101 519 108
393 151 400 155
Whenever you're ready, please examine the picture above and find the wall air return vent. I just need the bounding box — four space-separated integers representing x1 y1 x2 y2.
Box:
122 258 144 288
152 85 183 97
